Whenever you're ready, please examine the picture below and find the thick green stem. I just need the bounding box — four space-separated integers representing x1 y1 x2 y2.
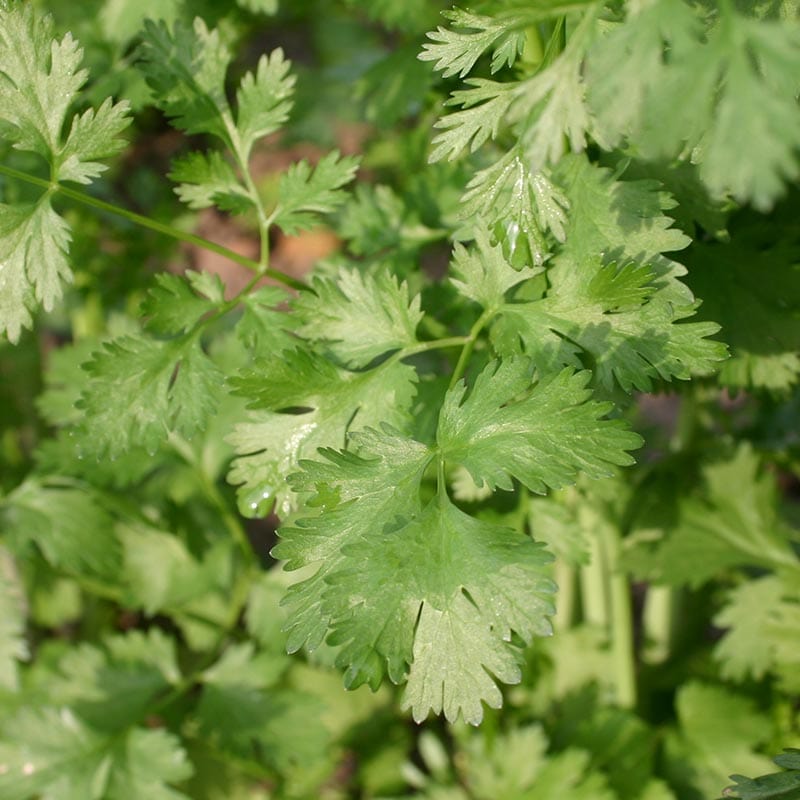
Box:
597 520 637 709
642 585 678 664
0 162 307 292
579 511 609 627
554 560 577 630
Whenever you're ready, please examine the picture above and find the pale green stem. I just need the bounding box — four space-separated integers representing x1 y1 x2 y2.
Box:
579 523 609 627
642 585 677 665
554 560 577 630
597 520 637 709
0 162 307 291
448 308 495 391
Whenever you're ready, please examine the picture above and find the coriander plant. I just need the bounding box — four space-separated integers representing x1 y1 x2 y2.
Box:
0 0 799 798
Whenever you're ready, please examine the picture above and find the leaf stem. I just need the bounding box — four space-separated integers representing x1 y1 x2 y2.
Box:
448 308 495 390
0 162 307 292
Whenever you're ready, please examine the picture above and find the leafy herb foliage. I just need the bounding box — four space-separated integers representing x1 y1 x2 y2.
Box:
0 0 799 797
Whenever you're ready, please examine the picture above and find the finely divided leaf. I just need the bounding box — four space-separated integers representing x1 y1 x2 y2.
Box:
141 271 226 335
76 334 223 458
275 428 555 724
450 226 541 310
271 151 360 235
168 151 253 213
419 8 530 78
492 156 726 390
724 750 800 800
236 48 295 158
292 269 423 367
437 359 641 493
0 5 129 341
228 351 417 516
0 708 193 800
0 201 71 343
138 18 232 144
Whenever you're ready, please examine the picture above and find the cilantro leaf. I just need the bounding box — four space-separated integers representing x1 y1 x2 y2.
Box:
0 5 129 341
437 359 641 493
140 271 226 335
76 334 223 458
724 750 800 800
138 18 233 144
1 480 121 579
292 269 423 367
588 1 800 209
270 151 360 235
44 629 180 731
235 48 295 158
459 151 570 264
0 200 71 343
0 708 193 800
168 151 254 214
275 428 555 724
714 576 800 693
492 156 726 391
228 351 417 516
667 682 774 800
628 445 800 587
419 7 532 78
450 227 542 311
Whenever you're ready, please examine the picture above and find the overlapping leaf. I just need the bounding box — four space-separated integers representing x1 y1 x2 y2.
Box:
491 156 726 390
275 427 555 724
0 5 129 341
227 350 418 516
437 359 641 493
292 269 423 367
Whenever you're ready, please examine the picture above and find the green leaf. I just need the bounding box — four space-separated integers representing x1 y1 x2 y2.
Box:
138 18 233 144
0 5 129 341
44 629 180 731
449 227 542 312
419 8 531 78
492 156 726 391
0 5 129 174
588 1 800 209
271 151 360 235
635 445 800 587
76 334 223 457
141 271 226 335
168 151 253 213
275 428 555 724
227 351 417 516
235 48 295 158
724 750 800 800
139 19 293 163
437 359 641 494
683 208 800 393
292 269 423 367
667 682 774 800
0 200 71 343
0 546 27 691
714 576 800 693
0 708 192 800
1 480 121 579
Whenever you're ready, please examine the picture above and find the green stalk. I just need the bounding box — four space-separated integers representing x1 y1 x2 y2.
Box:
642 585 677 664
0 162 307 292
554 560 577 630
597 520 637 709
579 513 609 627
